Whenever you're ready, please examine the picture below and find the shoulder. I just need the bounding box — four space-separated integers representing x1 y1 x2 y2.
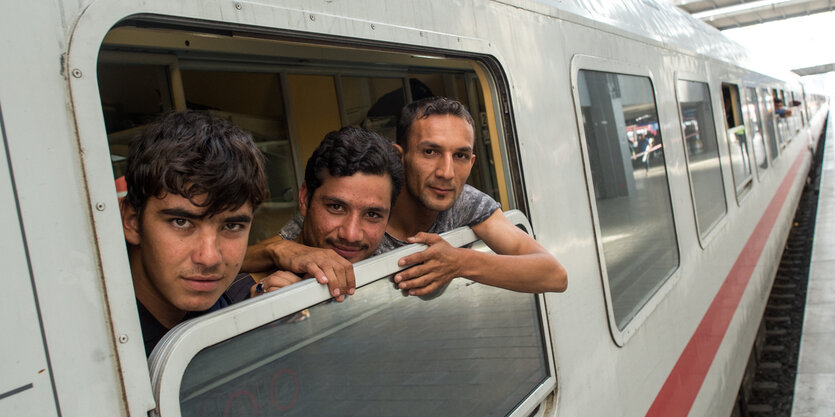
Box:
432 185 501 232
279 213 304 241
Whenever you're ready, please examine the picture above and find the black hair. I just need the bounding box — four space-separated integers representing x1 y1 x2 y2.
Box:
395 96 475 150
124 110 268 216
304 127 403 206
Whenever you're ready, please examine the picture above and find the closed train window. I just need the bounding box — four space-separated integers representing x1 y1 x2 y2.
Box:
760 88 780 161
743 87 769 177
721 83 753 200
576 69 679 332
675 79 726 241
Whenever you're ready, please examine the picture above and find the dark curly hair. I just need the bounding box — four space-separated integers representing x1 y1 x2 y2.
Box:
124 111 268 216
395 96 475 150
304 127 403 206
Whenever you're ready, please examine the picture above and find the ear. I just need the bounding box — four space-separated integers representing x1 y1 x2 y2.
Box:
298 182 310 217
393 143 405 161
120 200 141 246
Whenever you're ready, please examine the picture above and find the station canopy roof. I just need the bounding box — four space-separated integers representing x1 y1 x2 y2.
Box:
673 0 835 31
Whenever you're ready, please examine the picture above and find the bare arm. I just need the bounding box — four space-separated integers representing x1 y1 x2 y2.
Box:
394 210 567 295
243 235 355 302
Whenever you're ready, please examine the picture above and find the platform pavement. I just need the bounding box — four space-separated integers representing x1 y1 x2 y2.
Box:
792 111 835 417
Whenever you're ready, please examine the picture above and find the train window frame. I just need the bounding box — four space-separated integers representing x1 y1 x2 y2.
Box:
741 85 770 181
569 55 682 346
67 7 556 416
673 73 728 248
720 81 754 204
760 87 781 162
147 212 555 417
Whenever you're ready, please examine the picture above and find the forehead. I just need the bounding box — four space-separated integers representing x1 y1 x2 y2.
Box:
408 114 474 149
314 173 393 209
143 192 253 218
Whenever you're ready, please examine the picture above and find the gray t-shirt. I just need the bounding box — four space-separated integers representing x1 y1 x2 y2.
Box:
278 184 500 255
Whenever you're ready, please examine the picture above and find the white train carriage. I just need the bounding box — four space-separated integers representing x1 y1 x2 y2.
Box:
1 0 829 416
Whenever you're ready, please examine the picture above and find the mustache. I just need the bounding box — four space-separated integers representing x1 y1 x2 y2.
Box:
183 266 222 276
326 238 369 250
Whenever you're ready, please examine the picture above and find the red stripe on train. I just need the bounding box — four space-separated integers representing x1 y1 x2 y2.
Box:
645 151 806 417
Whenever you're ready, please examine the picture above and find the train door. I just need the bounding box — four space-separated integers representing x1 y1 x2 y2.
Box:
89 18 556 417
0 104 60 417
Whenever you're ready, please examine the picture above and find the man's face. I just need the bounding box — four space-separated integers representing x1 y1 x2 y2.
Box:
299 172 392 263
399 114 476 213
123 193 253 315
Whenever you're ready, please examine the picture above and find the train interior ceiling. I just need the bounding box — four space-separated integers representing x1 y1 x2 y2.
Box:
98 24 510 244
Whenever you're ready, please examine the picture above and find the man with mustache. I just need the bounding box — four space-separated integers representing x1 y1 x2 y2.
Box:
240 127 403 301
244 97 566 297
120 111 268 355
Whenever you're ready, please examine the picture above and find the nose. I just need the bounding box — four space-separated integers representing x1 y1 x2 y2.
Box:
338 214 363 243
435 154 455 180
192 230 222 267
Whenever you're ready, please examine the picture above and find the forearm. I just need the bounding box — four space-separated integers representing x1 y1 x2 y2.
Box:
241 235 292 273
457 248 567 293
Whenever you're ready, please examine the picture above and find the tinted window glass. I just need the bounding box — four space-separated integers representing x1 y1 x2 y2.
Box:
179 278 548 416
744 87 768 174
761 89 779 161
676 80 726 237
721 83 753 198
578 70 679 330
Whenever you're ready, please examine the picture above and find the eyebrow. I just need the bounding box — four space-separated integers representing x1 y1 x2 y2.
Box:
160 208 204 220
159 208 252 224
418 140 473 153
223 215 253 224
322 196 389 215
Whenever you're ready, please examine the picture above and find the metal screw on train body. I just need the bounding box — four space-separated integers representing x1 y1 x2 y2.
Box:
118 334 128 344
95 202 106 211
310 14 316 21
371 24 376 30
71 68 82 78
234 2 242 10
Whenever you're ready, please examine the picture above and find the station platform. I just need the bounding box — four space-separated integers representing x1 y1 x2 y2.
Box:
792 113 835 416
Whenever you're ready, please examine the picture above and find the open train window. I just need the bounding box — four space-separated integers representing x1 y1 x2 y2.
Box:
98 27 511 244
743 87 769 178
96 24 555 417
574 66 680 341
771 88 788 149
675 78 727 244
721 83 753 201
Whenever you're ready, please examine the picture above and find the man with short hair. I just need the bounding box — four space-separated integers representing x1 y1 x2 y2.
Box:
120 111 268 355
387 97 566 295
775 98 792 117
244 98 566 297
242 127 403 301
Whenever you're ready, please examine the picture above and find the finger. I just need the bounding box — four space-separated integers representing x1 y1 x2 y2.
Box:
397 272 437 290
394 263 434 283
304 263 328 285
406 232 441 244
407 280 442 296
322 266 343 298
345 265 356 295
398 249 433 267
